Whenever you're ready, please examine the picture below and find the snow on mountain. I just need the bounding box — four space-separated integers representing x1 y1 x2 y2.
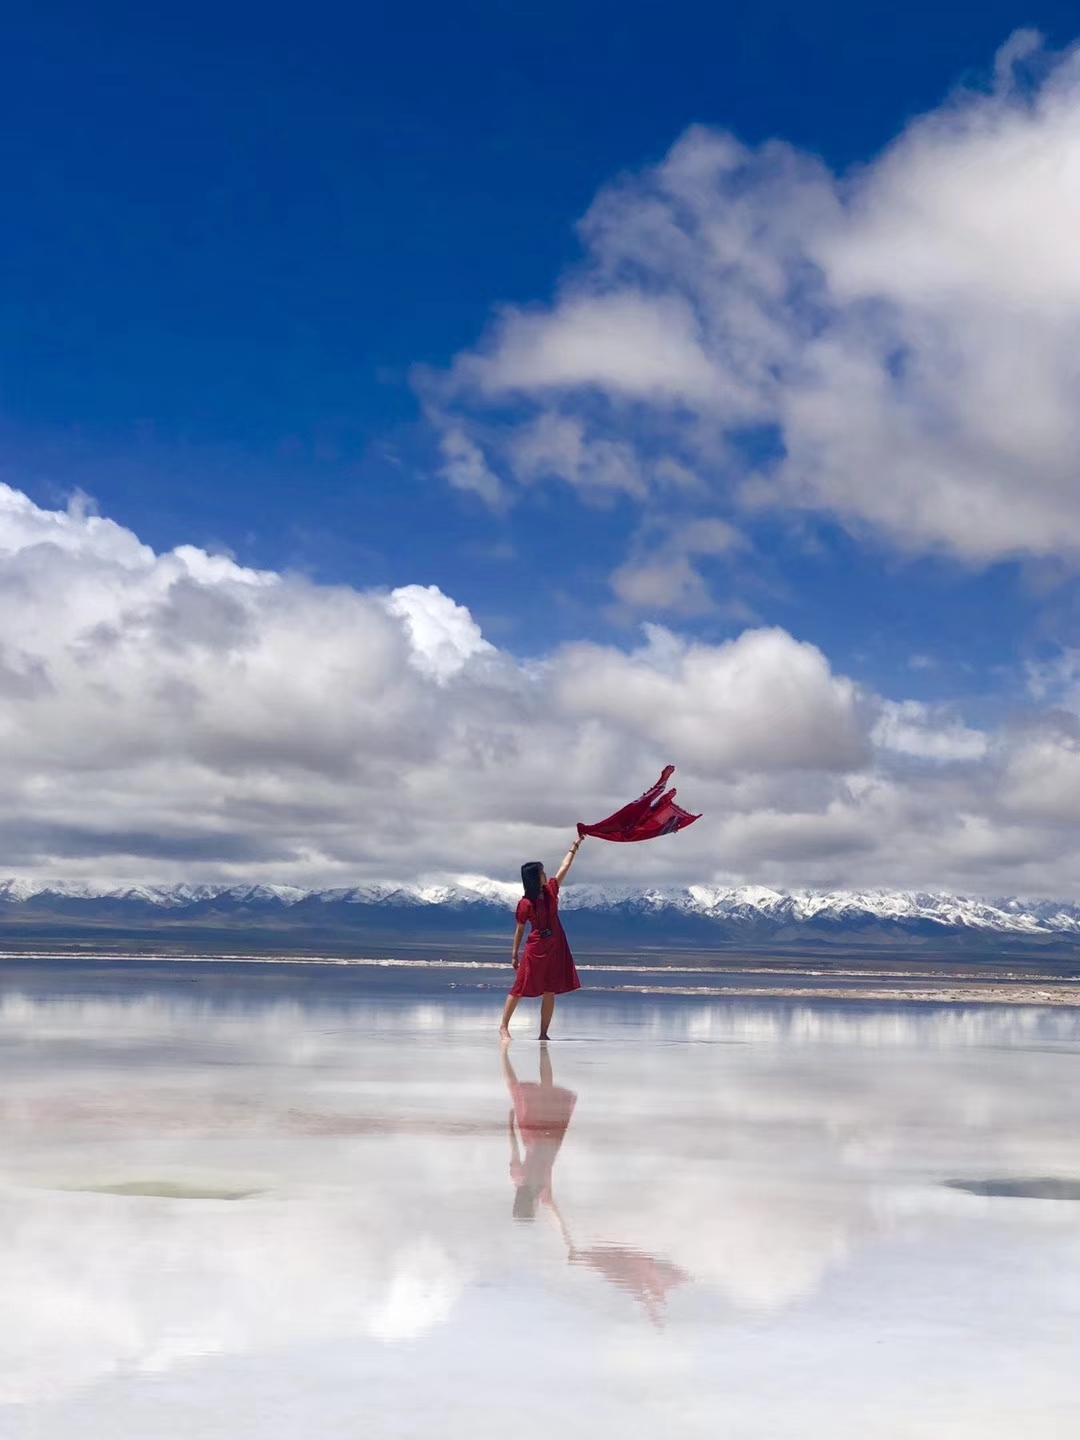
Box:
1 877 1080 936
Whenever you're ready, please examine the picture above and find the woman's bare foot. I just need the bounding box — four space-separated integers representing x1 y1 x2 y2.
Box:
538 1032 550 1041
499 1027 512 1042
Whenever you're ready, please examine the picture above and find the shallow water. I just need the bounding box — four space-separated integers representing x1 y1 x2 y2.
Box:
2 962 1080 1438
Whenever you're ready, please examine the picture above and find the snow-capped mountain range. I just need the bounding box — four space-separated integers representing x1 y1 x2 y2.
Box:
2 877 1080 952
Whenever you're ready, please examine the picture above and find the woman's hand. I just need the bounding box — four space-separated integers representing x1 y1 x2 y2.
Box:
512 955 519 970
555 833 584 885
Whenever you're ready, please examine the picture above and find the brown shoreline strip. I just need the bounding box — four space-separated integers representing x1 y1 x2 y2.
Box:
586 983 1080 1006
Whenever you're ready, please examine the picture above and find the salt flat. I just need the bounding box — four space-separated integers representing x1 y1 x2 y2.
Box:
1 963 1079 1438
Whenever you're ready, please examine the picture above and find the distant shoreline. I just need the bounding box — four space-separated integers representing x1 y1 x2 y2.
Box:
585 981 1080 1006
0 950 1078 1006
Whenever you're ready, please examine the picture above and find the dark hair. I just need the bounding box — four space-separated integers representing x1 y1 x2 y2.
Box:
521 861 544 902
513 1184 539 1221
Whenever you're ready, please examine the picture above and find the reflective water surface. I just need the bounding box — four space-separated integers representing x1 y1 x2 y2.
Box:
2 965 1080 1437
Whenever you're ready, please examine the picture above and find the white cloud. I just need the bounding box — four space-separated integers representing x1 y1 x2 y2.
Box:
6 482 1080 893
508 413 649 499
610 517 745 615
0 483 876 887
455 292 722 405
429 33 1080 568
437 425 504 504
872 700 989 762
553 625 866 776
999 733 1080 823
610 552 713 613
383 584 494 682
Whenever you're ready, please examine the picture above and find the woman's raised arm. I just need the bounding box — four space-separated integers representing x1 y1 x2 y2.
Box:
554 834 584 885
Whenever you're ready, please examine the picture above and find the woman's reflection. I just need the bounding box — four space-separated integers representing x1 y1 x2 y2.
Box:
502 1045 689 1324
504 1043 576 1221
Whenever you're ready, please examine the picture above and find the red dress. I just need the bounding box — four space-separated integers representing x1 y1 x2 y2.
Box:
510 876 581 998
508 1079 577 1203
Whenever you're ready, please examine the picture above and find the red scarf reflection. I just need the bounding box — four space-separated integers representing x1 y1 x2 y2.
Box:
503 1046 689 1325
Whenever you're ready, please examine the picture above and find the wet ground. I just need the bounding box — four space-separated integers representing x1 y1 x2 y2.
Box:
1 960 1079 1437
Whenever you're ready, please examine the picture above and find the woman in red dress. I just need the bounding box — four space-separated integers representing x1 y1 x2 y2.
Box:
503 1043 577 1218
498 834 584 1040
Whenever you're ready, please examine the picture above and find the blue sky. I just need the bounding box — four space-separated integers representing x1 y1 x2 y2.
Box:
2 2 1077 667
4 3 1080 892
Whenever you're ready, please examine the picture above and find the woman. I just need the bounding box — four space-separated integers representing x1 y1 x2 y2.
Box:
503 1043 577 1219
501 1044 689 1325
499 834 583 1040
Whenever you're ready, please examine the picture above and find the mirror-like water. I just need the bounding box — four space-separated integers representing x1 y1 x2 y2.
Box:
2 963 1079 1438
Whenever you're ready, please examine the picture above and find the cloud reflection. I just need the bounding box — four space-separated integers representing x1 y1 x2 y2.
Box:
0 985 1078 1432
503 1043 689 1324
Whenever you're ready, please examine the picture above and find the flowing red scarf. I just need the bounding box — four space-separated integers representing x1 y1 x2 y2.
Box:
577 766 700 843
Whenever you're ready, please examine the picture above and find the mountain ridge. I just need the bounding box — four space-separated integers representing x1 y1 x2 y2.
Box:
0 878 1079 944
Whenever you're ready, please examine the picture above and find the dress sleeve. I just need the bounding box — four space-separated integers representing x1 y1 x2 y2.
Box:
514 897 531 925
547 876 560 899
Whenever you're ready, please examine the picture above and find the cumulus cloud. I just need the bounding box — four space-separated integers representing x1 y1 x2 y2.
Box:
0 483 873 887
383 585 494 682
554 625 866 775
4 482 1080 894
427 32 1080 578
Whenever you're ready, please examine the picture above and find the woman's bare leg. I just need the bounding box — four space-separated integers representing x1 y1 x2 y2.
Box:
499 993 521 1038
539 992 555 1040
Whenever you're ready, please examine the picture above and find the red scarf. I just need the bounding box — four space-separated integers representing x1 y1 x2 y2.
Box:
577 766 700 843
